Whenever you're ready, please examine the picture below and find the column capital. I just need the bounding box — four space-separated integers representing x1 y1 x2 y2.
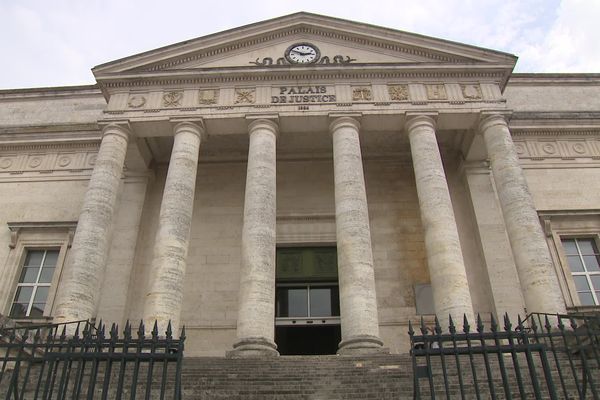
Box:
171 119 207 141
329 114 361 134
247 117 279 139
478 111 512 133
405 113 437 133
100 122 132 142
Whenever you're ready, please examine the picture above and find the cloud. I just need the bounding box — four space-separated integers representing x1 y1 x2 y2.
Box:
0 0 598 88
521 0 600 72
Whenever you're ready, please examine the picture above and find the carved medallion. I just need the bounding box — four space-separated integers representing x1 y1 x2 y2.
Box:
388 85 409 101
127 95 147 108
572 143 587 154
198 89 219 105
163 91 183 107
352 87 372 101
0 158 13 169
57 156 72 167
460 84 482 100
235 88 255 104
28 157 42 168
542 143 557 155
426 84 447 100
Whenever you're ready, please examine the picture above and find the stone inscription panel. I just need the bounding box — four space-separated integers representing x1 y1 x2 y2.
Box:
271 85 336 104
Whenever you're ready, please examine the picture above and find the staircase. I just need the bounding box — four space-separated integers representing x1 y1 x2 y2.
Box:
181 355 415 400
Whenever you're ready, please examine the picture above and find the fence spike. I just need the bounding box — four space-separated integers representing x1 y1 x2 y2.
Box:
476 313 484 333
166 320 173 339
569 317 578 330
152 320 159 339
74 323 80 339
448 314 456 334
110 323 118 340
517 315 524 332
408 320 414 336
490 313 498 332
503 312 512 331
434 316 442 335
138 319 145 339
180 325 186 341
98 322 106 340
544 314 552 332
557 313 565 331
60 324 67 341
463 314 470 334
124 320 132 340
34 327 42 342
419 316 427 335
530 315 538 333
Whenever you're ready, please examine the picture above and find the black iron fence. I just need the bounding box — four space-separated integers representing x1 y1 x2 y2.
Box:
0 319 185 400
410 312 600 399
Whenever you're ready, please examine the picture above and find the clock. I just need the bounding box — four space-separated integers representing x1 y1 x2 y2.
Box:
285 43 320 64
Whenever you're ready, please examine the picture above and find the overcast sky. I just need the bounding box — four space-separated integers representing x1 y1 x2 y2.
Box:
1 0 598 90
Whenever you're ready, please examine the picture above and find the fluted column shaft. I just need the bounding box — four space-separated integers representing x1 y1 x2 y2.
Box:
330 116 384 354
144 121 204 335
231 119 279 357
54 124 130 324
406 115 475 325
480 113 566 314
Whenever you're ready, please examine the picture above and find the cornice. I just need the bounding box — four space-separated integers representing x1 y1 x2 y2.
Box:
511 129 600 137
98 67 507 91
0 85 101 100
134 26 468 74
0 142 99 152
508 73 600 86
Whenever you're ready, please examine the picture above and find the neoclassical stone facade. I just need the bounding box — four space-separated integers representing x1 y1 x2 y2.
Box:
1 13 599 356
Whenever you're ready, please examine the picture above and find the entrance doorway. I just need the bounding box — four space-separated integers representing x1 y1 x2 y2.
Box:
275 247 341 355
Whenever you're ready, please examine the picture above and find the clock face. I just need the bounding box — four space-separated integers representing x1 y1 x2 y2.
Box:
285 43 320 64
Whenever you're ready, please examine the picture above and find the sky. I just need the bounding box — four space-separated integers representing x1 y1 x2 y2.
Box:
1 0 599 90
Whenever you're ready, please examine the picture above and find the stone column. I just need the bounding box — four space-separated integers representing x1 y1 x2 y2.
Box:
406 115 475 325
143 121 204 335
330 116 384 355
53 123 130 324
230 119 279 357
479 113 567 315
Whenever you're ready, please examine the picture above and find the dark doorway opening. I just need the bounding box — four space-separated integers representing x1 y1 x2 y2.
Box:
276 325 341 355
275 247 340 355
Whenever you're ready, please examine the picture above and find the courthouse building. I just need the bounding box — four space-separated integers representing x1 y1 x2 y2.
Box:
0 13 599 357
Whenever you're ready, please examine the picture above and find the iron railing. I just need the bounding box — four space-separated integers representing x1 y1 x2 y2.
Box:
0 319 185 400
410 312 600 399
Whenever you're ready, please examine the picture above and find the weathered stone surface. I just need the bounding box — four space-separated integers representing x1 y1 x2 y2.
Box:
406 115 475 325
330 116 383 353
230 119 279 357
53 124 130 324
480 113 567 315
143 121 204 334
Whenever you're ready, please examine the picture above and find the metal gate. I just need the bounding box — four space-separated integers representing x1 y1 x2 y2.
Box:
0 319 185 400
410 312 600 399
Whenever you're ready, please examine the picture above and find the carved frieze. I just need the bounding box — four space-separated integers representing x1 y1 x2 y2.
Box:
0 146 99 175
460 84 482 100
127 95 147 108
388 84 409 101
513 137 600 161
198 89 219 105
235 88 256 104
352 87 372 102
163 91 183 107
426 84 447 100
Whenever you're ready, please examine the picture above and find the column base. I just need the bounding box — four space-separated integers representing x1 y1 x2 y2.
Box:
227 337 279 358
337 335 388 355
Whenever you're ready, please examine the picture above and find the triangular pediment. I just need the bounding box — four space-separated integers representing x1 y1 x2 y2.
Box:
93 12 516 85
